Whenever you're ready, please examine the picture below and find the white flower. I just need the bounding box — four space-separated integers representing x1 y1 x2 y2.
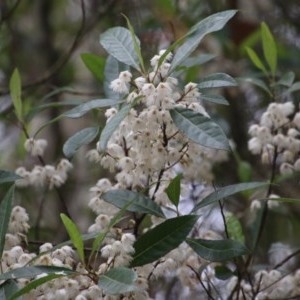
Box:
119 70 132 82
269 242 295 271
260 111 273 128
101 244 114 258
24 138 48 156
15 167 30 187
75 295 87 300
294 158 300 171
110 78 129 94
250 199 262 211
49 174 65 189
279 162 294 175
288 128 300 137
95 214 110 229
248 137 262 154
127 91 138 103
156 82 172 98
56 159 73 173
150 54 161 68
117 157 135 171
95 178 112 192
105 107 118 121
135 77 146 89
188 102 209 117
159 49 173 61
86 149 101 163
293 112 300 129
9 206 30 233
248 124 260 136
282 150 294 162
121 233 135 253
257 127 272 144
110 71 132 94
184 82 200 103
272 133 286 148
159 63 170 77
280 102 295 116
39 243 53 253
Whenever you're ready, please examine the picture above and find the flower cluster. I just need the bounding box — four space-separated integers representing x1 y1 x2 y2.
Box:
226 267 300 299
87 50 228 220
4 206 29 250
248 102 300 175
0 206 143 300
83 50 230 298
15 158 73 189
24 138 48 157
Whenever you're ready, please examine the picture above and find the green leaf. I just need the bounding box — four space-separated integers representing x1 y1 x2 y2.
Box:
226 213 245 243
200 94 229 105
104 55 129 100
247 201 264 250
192 182 267 212
237 77 271 95
237 160 252 182
81 53 105 82
63 127 99 158
89 191 144 262
287 82 300 94
9 273 72 300
197 73 237 90
170 107 230 151
27 99 82 121
276 71 295 87
238 28 261 55
62 99 124 119
261 22 277 76
0 280 19 300
154 0 175 14
9 69 22 121
131 215 198 267
265 197 300 204
100 27 140 70
165 174 182 207
178 54 216 68
0 185 14 258
102 189 165 218
60 214 85 263
245 47 268 76
0 266 75 281
168 10 237 74
215 265 234 280
0 171 21 184
186 238 248 262
98 267 141 295
123 15 145 73
98 104 130 151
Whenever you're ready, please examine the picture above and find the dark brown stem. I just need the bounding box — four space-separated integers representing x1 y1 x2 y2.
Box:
274 248 300 270
0 0 22 26
246 148 278 269
133 213 146 236
219 200 229 239
187 265 215 300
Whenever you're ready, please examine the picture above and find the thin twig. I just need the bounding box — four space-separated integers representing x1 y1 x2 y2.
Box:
218 199 229 239
274 248 300 270
187 265 215 300
0 0 86 96
0 0 22 26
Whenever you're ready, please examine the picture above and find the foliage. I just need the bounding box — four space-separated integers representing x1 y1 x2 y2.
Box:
1 4 300 300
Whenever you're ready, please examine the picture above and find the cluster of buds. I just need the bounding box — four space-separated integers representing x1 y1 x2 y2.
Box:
248 102 300 175
15 158 73 189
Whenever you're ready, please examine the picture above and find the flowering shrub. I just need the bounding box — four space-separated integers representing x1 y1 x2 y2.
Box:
1 10 300 300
